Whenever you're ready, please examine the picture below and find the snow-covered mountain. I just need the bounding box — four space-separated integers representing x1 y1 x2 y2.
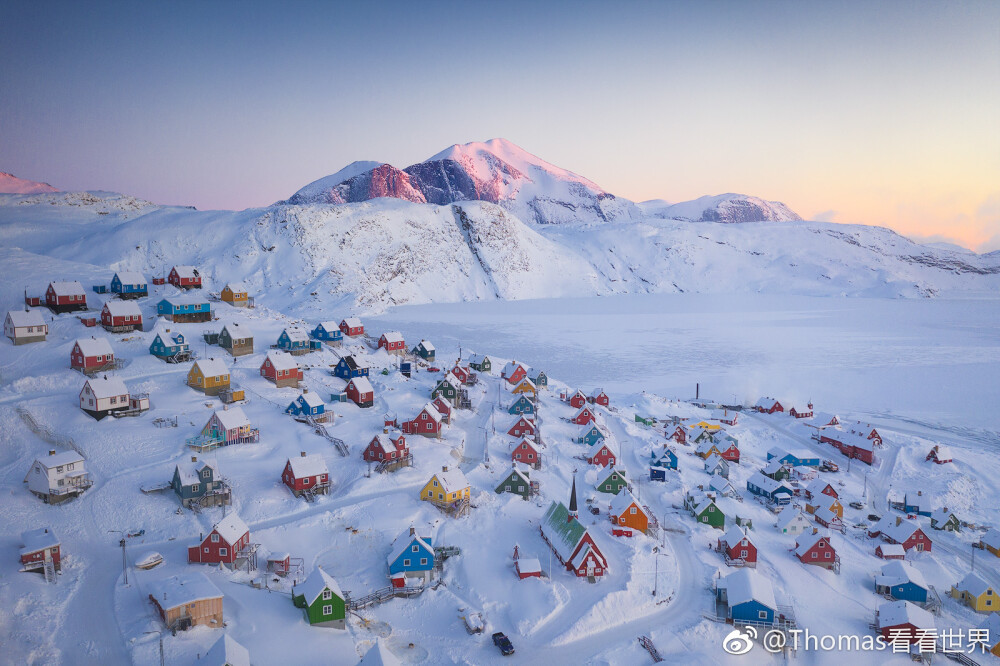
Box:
641 193 802 223
0 171 58 194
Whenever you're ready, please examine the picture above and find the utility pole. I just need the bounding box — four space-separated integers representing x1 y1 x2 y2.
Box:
652 549 658 597
110 530 128 585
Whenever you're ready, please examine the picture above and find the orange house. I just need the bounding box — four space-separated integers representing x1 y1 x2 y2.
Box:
609 490 648 536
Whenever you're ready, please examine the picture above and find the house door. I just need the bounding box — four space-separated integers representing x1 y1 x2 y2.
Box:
586 561 595 577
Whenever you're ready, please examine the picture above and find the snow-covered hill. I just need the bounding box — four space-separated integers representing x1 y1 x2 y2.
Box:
0 171 59 194
1 191 998 315
642 193 802 223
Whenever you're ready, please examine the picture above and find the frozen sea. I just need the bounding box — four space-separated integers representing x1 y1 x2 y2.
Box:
371 293 1000 433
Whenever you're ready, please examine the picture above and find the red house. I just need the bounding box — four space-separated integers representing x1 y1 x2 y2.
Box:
805 479 838 501
794 532 838 570
260 350 302 388
572 406 597 426
718 526 757 567
755 397 784 414
587 443 617 468
378 331 405 354
789 404 814 419
666 425 687 445
45 281 87 313
168 266 201 289
852 424 883 447
450 365 471 385
281 453 330 497
875 543 906 560
502 361 528 385
507 416 535 438
877 600 936 645
716 439 741 464
362 432 408 463
101 301 143 333
881 518 932 553
513 545 542 580
588 389 609 407
512 439 540 469
19 527 61 573
431 396 452 424
926 445 953 464
819 431 874 465
401 403 443 438
188 513 250 566
345 376 374 408
339 317 364 337
71 337 115 374
568 390 588 409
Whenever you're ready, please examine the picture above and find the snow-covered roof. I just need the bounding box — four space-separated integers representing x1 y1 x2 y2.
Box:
755 397 781 409
810 412 839 426
359 640 402 666
317 321 339 331
433 466 469 494
878 600 934 631
342 316 362 328
147 572 223 610
341 355 370 371
930 445 953 459
224 281 247 293
704 453 727 469
467 353 489 364
719 569 776 609
930 507 957 525
388 528 433 567
114 271 146 285
795 531 830 557
288 453 328 479
722 526 754 549
171 265 198 278
380 330 404 344
761 459 784 474
160 296 209 309
370 432 404 454
212 407 250 431
103 300 142 317
806 479 833 497
594 465 627 489
814 505 841 525
265 350 298 372
589 388 606 398
20 527 59 555
709 477 736 496
877 543 905 557
982 528 1000 550
35 451 84 469
212 513 249 545
299 392 325 408
75 337 113 357
195 358 228 377
574 406 594 420
176 460 211 486
204 634 250 666
609 489 641 516
748 471 791 495
503 361 526 375
977 613 1000 647
282 326 309 342
514 378 537 392
776 507 809 530
876 561 927 590
6 309 45 327
49 280 84 296
349 376 374 394
882 519 924 545
421 403 442 423
711 409 735 420
517 557 541 574
954 573 993 597
84 376 128 399
295 567 343 605
223 322 250 338
569 542 606 570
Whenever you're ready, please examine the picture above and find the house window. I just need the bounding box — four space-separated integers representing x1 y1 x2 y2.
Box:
505 485 511 491
824 552 831 559
110 396 117 404
759 610 768 619
420 558 427 565
323 605 332 616
219 547 227 556
203 470 210 478
192 484 200 493
412 545 418 552
518 486 524 492
403 559 410 566
322 590 332 600
741 549 747 557
56 466 64 473
515 454 521 460
630 507 637 514
211 533 219 542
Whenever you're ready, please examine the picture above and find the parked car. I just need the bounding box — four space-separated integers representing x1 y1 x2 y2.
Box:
464 611 485 634
849 501 864 510
492 632 515 656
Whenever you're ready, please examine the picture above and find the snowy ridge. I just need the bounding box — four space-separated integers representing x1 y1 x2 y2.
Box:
641 193 802 223
0 171 59 194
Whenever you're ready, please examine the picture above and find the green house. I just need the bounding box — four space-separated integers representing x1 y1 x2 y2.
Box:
412 340 435 362
594 467 630 495
531 370 548 388
686 492 726 529
431 377 459 403
930 508 961 532
219 322 253 357
292 567 346 629
468 353 491 374
496 466 533 499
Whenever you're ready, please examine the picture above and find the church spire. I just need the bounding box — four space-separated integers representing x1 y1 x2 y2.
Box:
568 474 578 520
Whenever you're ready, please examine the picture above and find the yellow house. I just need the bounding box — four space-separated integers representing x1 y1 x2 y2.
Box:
694 441 722 460
806 495 844 518
188 358 231 396
982 528 1000 557
220 282 249 307
689 420 722 431
978 613 1000 657
511 378 537 398
420 466 471 513
950 573 998 613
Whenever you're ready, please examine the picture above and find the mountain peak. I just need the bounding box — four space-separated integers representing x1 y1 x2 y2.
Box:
0 172 59 195
656 193 801 223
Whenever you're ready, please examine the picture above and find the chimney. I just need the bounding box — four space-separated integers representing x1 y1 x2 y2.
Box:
49 450 56 456
303 388 308 393
896 516 903 526
300 451 306 457
383 427 388 434
409 526 415 536
191 456 197 463
442 465 448 473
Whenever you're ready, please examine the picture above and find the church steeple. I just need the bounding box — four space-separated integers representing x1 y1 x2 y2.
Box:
568 474 578 521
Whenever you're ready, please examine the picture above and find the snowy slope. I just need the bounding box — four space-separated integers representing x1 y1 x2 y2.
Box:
0 171 59 194
650 193 802 223
283 161 383 205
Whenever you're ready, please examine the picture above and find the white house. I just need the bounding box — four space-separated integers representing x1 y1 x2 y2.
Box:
79 376 130 420
24 450 92 504
5 309 48 345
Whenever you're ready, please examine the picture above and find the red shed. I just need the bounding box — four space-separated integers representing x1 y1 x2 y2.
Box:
875 543 906 560
718 526 757 567
450 365 471 385
512 439 540 468
101 301 143 333
401 403 443 438
588 389 609 407
168 266 201 289
568 390 588 409
716 439 741 464
362 432 408 463
339 317 364 337
20 527 61 573
281 453 330 497
346 376 374 408
188 513 250 565
431 396 452 424
513 545 542 580
587 443 617 468
925 445 953 464
45 281 87 313
572 406 597 425
71 337 115 374
507 416 536 438
378 331 405 354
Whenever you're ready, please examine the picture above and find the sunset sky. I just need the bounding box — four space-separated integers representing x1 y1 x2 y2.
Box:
2 1 998 251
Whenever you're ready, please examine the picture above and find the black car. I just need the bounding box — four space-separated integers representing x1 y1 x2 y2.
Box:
492 632 515 656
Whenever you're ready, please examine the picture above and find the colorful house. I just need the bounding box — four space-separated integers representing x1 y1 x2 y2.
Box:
45 281 87 313
310 321 343 345
168 265 202 289
431 375 460 404
588 389 609 407
981 528 1000 557
199 406 258 446
411 339 435 361
926 445 953 464
5 309 48 345
876 543 906 560
292 567 346 629
715 569 777 625
282 453 331 497
902 491 932 517
572 406 597 426
568 390 588 409
157 297 212 323
431 396 452 423
339 317 364 337
806 492 843 519
775 507 811 536
362 431 409 465
387 527 434 582
188 358 230 396
513 546 542 581
148 573 223 631
219 322 253 357
876 600 935 645
718 526 757 567
665 424 687 445
704 453 730 478
754 397 784 414
19 527 61 574
539 479 608 579
594 466 629 495
530 369 548 388
508 395 536 415
24 451 92 504
149 328 190 361
502 361 528 385
285 391 328 420
813 499 845 530
746 472 793 505
805 479 838 502
401 403 443 438
512 439 541 468
975 614 1000 658
172 458 226 508
378 331 405 354
686 492 725 529
649 449 678 481
576 424 606 447
788 404 814 419
449 364 473 385
712 409 739 426
71 337 115 374
609 490 648 536
930 507 961 532
101 301 143 332
951 573 997 613
511 378 537 398
496 465 533 500
276 326 313 354
766 447 820 468
795 532 838 570
587 442 618 468
467 353 491 373
875 561 929 603
261 350 302 388
880 518 933 553
187 513 250 566
818 430 875 465
110 271 148 298
507 416 535 439
79 376 130 420
345 376 374 408
220 282 249 307
420 466 471 512
333 355 370 379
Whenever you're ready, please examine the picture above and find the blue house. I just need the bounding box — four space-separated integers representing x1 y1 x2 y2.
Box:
717 569 777 625
387 527 434 583
875 561 929 603
746 471 794 505
333 355 370 380
171 459 221 508
156 297 212 323
508 395 536 416
902 492 933 517
110 271 148 299
286 392 327 418
576 424 606 447
310 321 344 344
149 329 190 361
276 326 319 354
649 449 679 481
766 446 821 468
